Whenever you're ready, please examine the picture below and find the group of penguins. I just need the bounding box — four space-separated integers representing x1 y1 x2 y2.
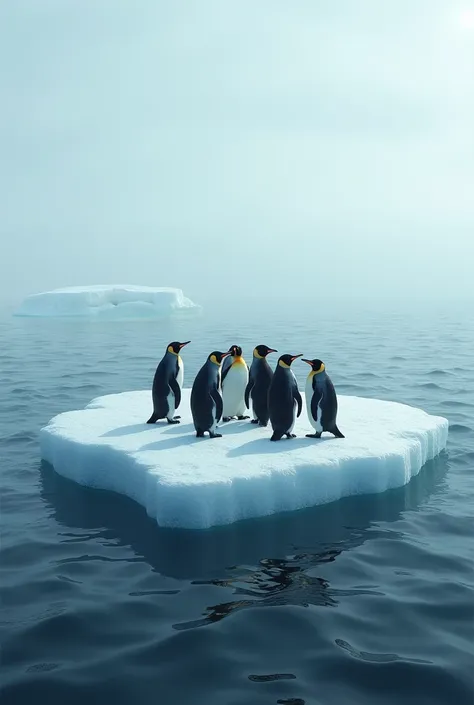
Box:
146 341 345 442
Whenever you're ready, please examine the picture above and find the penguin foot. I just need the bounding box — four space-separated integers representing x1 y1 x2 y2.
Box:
166 418 180 424
250 419 259 424
237 415 250 420
174 415 181 420
209 432 222 438
285 433 297 439
222 416 232 422
306 432 322 439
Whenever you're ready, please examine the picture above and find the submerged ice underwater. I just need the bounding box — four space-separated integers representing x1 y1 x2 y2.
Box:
40 339 449 530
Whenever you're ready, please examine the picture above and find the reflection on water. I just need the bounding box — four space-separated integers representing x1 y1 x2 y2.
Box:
39 454 449 631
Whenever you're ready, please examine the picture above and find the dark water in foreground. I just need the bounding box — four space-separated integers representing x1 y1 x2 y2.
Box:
1 300 473 704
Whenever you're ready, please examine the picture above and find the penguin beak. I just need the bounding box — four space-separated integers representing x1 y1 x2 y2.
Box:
268 348 278 353
301 359 312 366
179 341 191 348
221 351 231 359
291 354 303 361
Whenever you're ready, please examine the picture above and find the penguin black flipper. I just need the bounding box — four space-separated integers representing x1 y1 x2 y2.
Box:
320 376 338 430
169 376 181 409
210 386 223 423
310 385 323 426
221 363 231 384
294 387 303 417
244 378 254 409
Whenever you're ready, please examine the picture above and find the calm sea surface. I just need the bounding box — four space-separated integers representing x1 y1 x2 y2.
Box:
1 298 473 704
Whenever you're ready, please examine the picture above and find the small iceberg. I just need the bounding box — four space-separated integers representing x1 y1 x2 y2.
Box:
40 389 449 529
14 284 201 319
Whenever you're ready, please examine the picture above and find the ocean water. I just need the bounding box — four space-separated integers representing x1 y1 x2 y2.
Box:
1 298 473 704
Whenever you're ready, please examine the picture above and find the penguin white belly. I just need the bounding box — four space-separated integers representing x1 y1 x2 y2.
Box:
177 357 184 388
210 396 218 433
222 364 249 417
249 377 258 419
305 377 323 432
288 400 297 434
166 389 175 419
286 371 299 433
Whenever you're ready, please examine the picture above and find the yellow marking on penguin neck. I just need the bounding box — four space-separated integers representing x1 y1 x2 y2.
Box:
279 360 291 368
178 354 182 364
309 363 325 376
210 354 220 365
253 348 264 359
167 346 178 355
233 356 246 366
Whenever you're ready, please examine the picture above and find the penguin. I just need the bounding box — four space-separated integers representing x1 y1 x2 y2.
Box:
221 345 250 422
268 353 303 441
146 340 190 424
244 344 278 426
190 350 231 438
301 358 345 438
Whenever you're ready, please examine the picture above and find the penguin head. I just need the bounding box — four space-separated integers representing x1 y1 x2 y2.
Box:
208 351 231 365
278 353 302 368
167 341 191 355
253 344 278 359
302 358 326 374
228 345 242 357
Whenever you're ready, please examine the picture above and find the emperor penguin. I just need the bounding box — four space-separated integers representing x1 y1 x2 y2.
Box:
221 345 250 422
301 358 344 438
244 344 278 426
268 353 303 441
191 350 231 438
146 340 190 424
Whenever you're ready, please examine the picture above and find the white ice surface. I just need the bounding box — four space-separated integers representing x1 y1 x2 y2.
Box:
40 389 449 529
15 285 200 318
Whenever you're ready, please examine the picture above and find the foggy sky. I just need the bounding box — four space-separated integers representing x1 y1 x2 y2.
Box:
1 0 473 304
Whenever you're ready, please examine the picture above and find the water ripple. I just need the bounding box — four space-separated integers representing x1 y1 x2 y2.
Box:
335 639 431 664
449 423 473 434
249 673 297 682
